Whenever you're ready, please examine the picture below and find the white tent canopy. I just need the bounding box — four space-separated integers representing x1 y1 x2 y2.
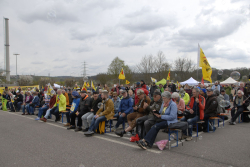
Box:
54 83 62 88
220 77 238 85
180 77 199 86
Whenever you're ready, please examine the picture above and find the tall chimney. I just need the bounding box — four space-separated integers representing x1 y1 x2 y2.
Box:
4 18 10 82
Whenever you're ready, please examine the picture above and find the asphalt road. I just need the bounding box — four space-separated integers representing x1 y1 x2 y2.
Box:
0 110 250 167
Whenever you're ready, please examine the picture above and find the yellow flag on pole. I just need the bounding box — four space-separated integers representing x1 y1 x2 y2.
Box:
151 77 157 83
87 82 90 87
91 81 96 91
118 68 125 80
82 82 87 91
198 44 212 83
126 80 130 84
167 69 170 80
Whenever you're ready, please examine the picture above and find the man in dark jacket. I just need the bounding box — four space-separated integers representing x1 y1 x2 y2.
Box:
73 90 91 132
230 90 250 124
171 83 177 92
150 82 158 98
136 91 163 139
81 92 102 132
113 90 133 131
202 88 218 132
10 90 23 112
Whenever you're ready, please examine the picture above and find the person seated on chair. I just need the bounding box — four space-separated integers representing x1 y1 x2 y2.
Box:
135 91 163 139
27 91 40 115
229 90 250 125
113 90 133 131
81 92 102 132
40 93 57 122
136 91 178 150
179 88 190 105
221 89 230 109
62 89 69 106
35 93 50 120
21 91 33 115
9 90 23 112
69 90 91 132
115 89 151 137
172 92 185 117
84 90 114 136
112 92 121 116
50 89 66 122
2 91 11 109
202 88 218 132
200 88 207 99
65 91 81 128
180 88 205 141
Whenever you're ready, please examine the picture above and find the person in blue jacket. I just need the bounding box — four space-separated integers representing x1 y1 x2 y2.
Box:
113 90 133 131
66 91 81 129
27 91 40 115
136 91 178 150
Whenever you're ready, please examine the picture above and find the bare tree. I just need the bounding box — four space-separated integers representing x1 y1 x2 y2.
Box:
154 51 171 80
174 57 196 81
136 55 155 83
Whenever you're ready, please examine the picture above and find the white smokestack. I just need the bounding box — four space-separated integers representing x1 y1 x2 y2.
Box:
4 18 10 82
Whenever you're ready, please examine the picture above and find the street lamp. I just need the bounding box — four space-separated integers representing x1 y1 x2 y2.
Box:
13 53 19 83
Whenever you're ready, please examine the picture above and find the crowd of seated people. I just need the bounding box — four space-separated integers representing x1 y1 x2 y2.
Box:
2 80 250 151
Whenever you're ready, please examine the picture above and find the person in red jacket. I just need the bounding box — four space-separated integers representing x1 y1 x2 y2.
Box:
180 88 205 141
134 82 149 105
140 80 147 90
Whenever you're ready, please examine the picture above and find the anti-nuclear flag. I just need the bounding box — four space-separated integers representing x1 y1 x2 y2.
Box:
198 44 212 83
82 82 87 91
47 83 55 95
118 68 125 80
167 69 170 80
91 81 96 91
126 80 130 84
151 77 157 83
87 82 90 87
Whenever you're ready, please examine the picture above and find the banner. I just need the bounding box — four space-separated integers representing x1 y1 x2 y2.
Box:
126 80 130 84
167 69 170 80
0 85 40 94
151 77 157 83
198 44 212 83
118 68 125 80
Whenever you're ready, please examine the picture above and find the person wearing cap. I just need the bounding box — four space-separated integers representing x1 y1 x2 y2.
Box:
71 90 91 131
81 92 102 132
230 90 250 125
10 90 23 112
134 91 163 139
202 88 218 132
150 82 158 98
179 88 190 105
22 91 33 115
26 91 40 115
40 93 57 122
180 88 205 141
115 89 150 137
200 88 207 99
64 91 81 128
136 91 177 150
134 82 149 105
172 92 185 116
113 90 133 131
221 89 230 109
84 90 114 136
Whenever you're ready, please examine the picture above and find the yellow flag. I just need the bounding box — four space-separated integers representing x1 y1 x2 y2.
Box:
151 77 157 83
118 68 125 80
167 69 170 80
82 82 87 91
42 86 44 89
87 82 90 87
126 80 130 84
91 81 96 91
198 45 212 83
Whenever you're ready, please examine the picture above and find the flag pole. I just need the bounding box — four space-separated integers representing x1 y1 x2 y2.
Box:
197 43 200 82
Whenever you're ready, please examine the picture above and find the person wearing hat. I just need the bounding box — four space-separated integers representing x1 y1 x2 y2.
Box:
71 90 91 131
221 89 230 109
64 91 81 127
179 88 190 105
134 90 163 139
180 88 205 141
10 90 23 112
115 89 151 137
202 87 218 132
150 82 158 98
84 90 114 136
112 90 133 132
200 88 207 99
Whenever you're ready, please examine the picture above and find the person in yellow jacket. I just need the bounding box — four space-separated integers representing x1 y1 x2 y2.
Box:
179 88 190 105
50 89 66 122
84 90 114 136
